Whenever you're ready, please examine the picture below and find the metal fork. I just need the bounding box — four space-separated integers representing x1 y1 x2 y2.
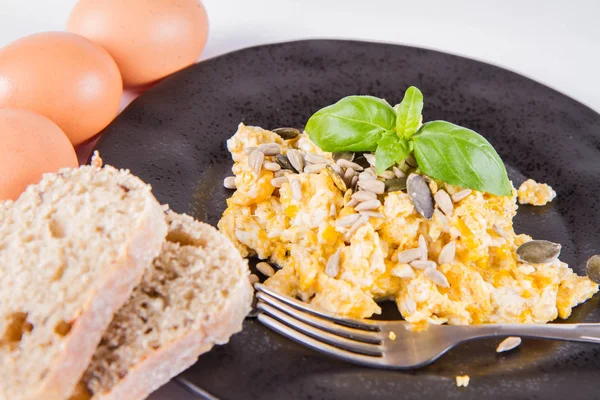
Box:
255 284 600 369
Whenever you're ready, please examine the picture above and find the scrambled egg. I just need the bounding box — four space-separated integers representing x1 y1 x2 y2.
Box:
517 179 556 206
218 124 598 325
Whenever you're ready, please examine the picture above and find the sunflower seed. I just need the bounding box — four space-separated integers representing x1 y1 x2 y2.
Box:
385 177 407 192
352 190 377 202
359 211 385 219
350 175 359 191
345 214 369 238
393 166 406 178
304 163 327 174
411 260 437 270
586 255 600 284
258 143 281 156
256 262 275 277
287 149 304 173
336 158 364 171
275 154 295 172
332 152 355 162
264 162 281 172
325 165 347 192
275 169 294 177
290 179 302 201
363 153 376 167
336 213 361 227
405 154 418 168
424 267 450 288
496 337 522 353
325 249 342 277
359 170 377 181
434 189 454 217
244 146 257 155
223 176 236 189
418 234 428 261
346 199 359 208
330 203 337 218
270 176 288 188
305 153 331 165
451 189 472 203
396 248 422 263
516 240 561 264
249 149 265 179
358 179 385 194
354 199 381 212
407 174 434 219
272 127 300 140
379 170 396 180
438 241 456 265
331 163 344 176
249 273 260 285
493 224 509 240
392 264 416 279
405 297 417 314
343 167 356 186
434 209 450 233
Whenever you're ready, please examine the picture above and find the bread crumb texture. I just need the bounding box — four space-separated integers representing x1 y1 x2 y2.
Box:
0 165 166 400
81 211 252 397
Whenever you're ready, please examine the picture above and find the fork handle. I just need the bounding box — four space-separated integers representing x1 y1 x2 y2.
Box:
456 323 600 344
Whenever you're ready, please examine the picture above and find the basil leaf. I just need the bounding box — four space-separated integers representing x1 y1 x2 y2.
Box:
305 95 396 152
396 86 423 140
375 132 410 174
412 121 512 196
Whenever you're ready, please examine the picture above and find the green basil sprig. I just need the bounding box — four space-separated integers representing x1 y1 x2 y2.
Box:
305 86 512 196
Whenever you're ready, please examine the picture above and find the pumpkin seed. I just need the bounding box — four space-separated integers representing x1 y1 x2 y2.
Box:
336 214 361 227
516 240 561 264
396 248 422 263
223 176 236 189
305 153 331 165
424 267 450 288
290 179 302 201
264 162 281 172
407 174 434 219
352 190 377 202
384 177 407 193
354 199 382 212
337 158 364 171
358 179 385 194
258 143 281 156
405 154 418 168
287 149 304 173
434 189 454 217
272 127 300 140
393 166 406 178
392 264 416 279
496 337 522 353
332 152 355 162
438 241 456 265
451 189 472 203
325 165 347 192
249 149 265 180
276 154 295 172
325 249 342 277
586 255 600 284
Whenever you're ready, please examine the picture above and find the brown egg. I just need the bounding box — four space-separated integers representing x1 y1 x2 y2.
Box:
0 109 78 201
0 32 122 145
68 0 209 87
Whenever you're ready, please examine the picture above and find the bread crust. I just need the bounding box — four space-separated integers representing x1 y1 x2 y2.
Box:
29 199 167 400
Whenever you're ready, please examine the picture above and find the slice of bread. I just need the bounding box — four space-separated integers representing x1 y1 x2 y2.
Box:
76 211 253 400
0 165 167 400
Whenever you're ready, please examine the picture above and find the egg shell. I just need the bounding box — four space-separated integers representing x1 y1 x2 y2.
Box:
0 32 122 145
0 108 78 201
68 0 209 87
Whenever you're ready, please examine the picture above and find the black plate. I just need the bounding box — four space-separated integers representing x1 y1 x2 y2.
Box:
94 40 600 400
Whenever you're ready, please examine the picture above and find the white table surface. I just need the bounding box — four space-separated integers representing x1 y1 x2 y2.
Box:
1 0 599 398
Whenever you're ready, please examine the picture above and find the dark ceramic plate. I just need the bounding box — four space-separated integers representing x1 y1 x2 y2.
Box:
94 40 600 400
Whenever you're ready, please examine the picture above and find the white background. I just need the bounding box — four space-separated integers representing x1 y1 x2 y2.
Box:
1 0 599 398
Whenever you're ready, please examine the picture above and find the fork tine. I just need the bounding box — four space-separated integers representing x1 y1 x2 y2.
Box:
258 302 383 355
258 313 387 367
255 284 380 331
256 292 382 344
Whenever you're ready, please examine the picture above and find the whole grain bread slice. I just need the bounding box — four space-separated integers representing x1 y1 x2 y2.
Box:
0 165 167 400
75 210 253 400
